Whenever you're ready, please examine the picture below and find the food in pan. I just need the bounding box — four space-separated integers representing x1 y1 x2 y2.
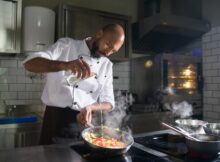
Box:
84 132 126 148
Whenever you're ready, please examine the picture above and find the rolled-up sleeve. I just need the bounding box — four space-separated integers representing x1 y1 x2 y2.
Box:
99 62 115 110
22 38 68 64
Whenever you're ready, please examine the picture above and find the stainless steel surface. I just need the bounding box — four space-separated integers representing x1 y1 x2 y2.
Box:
0 130 182 162
0 105 44 149
203 123 220 136
132 0 210 53
0 0 22 54
175 119 208 132
130 53 202 114
0 144 86 162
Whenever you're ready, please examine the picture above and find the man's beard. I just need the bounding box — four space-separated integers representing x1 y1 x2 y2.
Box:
90 41 101 58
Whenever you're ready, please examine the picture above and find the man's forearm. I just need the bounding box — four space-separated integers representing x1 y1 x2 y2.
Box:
90 102 113 112
24 57 67 73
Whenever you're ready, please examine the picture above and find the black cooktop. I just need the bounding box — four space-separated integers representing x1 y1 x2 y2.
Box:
71 143 172 162
135 133 220 162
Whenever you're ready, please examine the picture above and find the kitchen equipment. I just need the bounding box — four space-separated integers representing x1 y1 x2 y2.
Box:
135 131 220 161
162 122 220 156
131 53 203 115
186 134 220 155
161 122 200 141
23 6 55 52
203 123 220 137
175 119 208 132
81 126 134 156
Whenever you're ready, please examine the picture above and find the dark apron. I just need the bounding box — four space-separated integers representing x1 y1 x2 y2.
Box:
39 106 83 145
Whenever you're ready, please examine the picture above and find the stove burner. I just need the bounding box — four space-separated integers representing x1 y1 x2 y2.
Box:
71 143 172 162
135 133 220 162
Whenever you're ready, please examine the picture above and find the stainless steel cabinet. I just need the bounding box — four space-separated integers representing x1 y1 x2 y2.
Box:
0 122 42 150
0 0 22 54
58 4 131 61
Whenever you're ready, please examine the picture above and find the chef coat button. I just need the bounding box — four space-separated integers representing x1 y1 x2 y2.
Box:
97 61 100 64
75 85 78 88
104 75 107 78
73 102 77 105
95 76 98 79
89 91 93 93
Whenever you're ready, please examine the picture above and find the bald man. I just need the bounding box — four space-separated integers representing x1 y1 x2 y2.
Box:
23 24 125 145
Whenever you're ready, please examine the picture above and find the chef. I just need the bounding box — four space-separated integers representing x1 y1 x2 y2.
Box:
23 23 125 145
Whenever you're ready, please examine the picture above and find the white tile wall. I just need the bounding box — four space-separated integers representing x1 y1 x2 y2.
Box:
0 56 130 106
202 26 220 122
113 61 130 91
0 56 44 106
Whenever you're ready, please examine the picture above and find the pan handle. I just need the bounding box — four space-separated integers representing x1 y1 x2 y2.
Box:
161 122 200 141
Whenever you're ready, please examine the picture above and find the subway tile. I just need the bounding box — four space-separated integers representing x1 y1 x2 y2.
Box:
206 55 218 63
1 60 17 67
205 69 218 76
204 77 212 84
213 105 220 112
206 111 219 120
9 84 26 92
0 76 17 83
211 48 220 55
206 97 219 105
203 49 212 56
7 68 26 75
212 77 220 83
17 60 24 68
25 84 44 91
7 100 27 105
16 76 26 83
205 84 218 91
212 63 220 69
213 91 220 98
203 104 213 111
202 35 211 43
203 63 212 70
203 91 213 97
212 34 220 41
0 84 8 91
1 92 17 99
205 42 218 49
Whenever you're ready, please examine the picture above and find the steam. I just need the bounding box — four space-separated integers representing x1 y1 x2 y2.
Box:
163 87 175 95
164 101 193 118
100 90 134 131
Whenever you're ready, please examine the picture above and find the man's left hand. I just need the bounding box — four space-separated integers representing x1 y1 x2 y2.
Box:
76 106 92 126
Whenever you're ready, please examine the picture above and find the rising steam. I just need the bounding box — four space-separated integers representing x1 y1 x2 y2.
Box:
101 90 134 131
164 101 193 118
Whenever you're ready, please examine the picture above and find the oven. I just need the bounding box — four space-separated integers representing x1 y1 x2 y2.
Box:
130 53 203 116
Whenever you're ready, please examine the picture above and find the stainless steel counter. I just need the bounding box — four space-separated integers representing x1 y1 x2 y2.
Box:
0 129 187 162
0 144 86 162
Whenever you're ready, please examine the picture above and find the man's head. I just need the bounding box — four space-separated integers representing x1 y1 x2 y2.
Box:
89 24 125 58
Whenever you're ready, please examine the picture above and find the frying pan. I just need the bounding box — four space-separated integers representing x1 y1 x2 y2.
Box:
186 134 220 155
162 122 220 155
81 126 134 156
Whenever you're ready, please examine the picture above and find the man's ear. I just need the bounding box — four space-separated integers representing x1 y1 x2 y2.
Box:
95 30 103 38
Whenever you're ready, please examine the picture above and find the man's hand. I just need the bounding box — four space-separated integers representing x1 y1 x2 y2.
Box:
65 57 91 79
76 106 92 126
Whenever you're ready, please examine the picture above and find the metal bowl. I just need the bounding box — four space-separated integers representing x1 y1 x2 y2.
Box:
175 119 208 132
203 123 220 136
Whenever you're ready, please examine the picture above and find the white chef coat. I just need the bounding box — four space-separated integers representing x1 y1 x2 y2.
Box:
23 37 115 111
